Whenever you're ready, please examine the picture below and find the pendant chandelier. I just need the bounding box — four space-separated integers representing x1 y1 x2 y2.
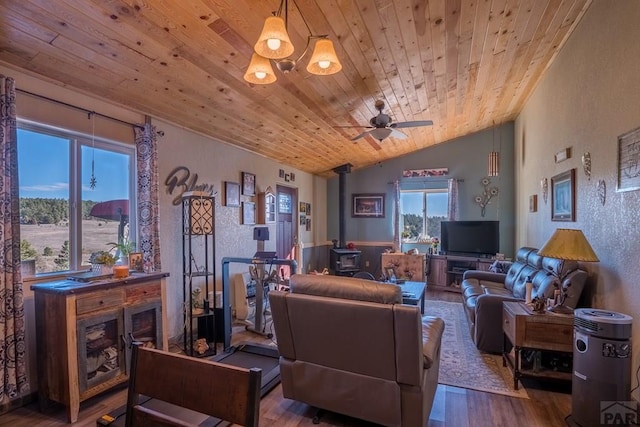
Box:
244 0 342 84
488 122 500 177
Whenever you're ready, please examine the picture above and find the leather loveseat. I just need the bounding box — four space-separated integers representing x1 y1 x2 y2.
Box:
460 247 588 353
269 273 444 427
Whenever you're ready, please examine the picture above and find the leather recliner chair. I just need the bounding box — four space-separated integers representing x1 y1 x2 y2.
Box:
269 273 444 427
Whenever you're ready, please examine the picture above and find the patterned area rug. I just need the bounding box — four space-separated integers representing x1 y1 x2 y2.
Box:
426 300 529 399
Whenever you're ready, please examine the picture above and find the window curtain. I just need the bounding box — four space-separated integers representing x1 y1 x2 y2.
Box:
135 120 162 271
393 180 401 252
447 178 459 221
0 75 29 402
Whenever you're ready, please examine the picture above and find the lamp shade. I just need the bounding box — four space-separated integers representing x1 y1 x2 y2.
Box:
306 38 342 75
369 128 392 141
244 53 277 84
537 228 599 262
254 16 295 60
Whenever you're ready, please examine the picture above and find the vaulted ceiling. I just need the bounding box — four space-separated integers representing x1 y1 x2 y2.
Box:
0 0 591 177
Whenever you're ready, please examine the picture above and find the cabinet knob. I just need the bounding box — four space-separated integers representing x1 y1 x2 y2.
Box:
99 300 104 305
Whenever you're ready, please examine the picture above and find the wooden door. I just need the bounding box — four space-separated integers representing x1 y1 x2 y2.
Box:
276 185 297 278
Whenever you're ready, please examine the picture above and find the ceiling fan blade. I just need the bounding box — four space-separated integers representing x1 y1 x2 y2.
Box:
389 128 408 139
351 130 372 141
336 125 374 129
390 120 434 129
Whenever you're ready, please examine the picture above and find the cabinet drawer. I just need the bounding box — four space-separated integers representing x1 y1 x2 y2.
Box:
125 282 161 304
76 289 124 315
502 306 516 343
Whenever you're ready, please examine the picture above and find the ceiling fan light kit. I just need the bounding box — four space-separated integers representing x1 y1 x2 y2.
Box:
344 100 433 142
244 0 342 84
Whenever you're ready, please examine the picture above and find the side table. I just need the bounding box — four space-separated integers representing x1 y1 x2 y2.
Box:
502 301 573 389
398 281 426 314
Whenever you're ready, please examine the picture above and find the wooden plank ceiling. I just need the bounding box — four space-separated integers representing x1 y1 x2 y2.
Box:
0 0 591 177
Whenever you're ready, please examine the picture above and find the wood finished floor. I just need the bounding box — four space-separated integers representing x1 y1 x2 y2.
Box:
0 290 572 427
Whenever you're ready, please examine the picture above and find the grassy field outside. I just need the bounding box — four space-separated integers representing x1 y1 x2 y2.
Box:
21 220 122 273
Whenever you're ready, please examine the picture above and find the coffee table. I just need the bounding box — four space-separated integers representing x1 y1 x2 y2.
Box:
398 281 426 314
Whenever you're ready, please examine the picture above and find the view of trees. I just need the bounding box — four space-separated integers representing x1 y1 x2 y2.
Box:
19 198 99 225
402 214 446 239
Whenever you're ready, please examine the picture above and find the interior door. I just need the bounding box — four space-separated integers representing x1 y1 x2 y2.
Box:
276 185 297 278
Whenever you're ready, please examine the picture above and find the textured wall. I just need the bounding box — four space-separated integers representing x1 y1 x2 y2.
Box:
155 118 325 338
515 0 640 392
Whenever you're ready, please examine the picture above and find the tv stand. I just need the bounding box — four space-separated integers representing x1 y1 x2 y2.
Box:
427 254 493 293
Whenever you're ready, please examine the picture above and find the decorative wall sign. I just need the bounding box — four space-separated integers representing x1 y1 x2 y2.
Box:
165 166 215 205
582 152 592 180
551 169 575 221
352 194 385 218
224 181 240 207
555 147 571 163
242 172 256 196
402 168 448 178
617 126 640 192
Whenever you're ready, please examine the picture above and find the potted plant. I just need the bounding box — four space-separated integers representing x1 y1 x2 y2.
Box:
89 251 117 275
108 240 136 264
191 287 204 315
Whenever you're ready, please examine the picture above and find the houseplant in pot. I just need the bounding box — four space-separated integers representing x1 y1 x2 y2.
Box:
89 251 116 275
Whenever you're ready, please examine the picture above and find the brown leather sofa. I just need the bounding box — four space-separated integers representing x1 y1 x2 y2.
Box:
461 247 588 353
269 274 444 427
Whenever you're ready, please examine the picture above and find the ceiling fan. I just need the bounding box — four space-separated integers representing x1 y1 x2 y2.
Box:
340 100 434 142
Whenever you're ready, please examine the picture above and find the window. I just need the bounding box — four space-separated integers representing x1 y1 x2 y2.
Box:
18 122 135 276
400 189 448 242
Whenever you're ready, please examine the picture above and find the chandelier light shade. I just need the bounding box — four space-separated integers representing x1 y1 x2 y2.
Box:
245 0 341 84
488 151 500 177
537 228 599 262
306 38 342 75
244 53 277 84
254 16 295 59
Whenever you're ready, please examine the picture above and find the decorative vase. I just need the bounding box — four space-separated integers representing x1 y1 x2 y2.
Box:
92 263 113 275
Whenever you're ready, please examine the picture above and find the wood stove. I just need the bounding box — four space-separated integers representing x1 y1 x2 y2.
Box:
330 163 362 276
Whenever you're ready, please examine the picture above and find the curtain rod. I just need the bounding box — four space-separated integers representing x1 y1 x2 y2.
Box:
388 178 464 184
16 87 147 131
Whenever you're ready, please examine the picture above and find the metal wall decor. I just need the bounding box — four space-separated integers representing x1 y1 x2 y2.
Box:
473 177 499 217
582 152 592 180
598 179 606 205
541 178 549 204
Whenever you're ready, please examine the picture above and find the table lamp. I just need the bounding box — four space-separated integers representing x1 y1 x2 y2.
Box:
537 228 599 314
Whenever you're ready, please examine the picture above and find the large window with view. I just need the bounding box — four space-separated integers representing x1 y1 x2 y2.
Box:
400 189 448 245
18 123 135 276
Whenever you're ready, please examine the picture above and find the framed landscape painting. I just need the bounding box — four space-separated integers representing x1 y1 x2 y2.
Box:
352 193 385 218
551 169 575 221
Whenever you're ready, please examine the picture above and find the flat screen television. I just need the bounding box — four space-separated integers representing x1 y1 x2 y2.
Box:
441 221 499 257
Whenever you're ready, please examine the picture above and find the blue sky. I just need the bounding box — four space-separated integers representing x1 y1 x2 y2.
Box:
17 129 130 202
402 192 448 217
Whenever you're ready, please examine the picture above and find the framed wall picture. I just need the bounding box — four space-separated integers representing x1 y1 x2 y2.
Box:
128 252 144 272
617 126 640 192
242 201 255 224
299 202 306 214
551 169 575 221
529 194 538 212
242 172 256 196
224 181 240 207
352 193 385 218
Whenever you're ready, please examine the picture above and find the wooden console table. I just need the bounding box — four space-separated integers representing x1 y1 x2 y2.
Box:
32 272 169 423
502 301 573 389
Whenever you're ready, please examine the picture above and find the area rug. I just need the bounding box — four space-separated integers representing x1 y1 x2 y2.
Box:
426 300 529 399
